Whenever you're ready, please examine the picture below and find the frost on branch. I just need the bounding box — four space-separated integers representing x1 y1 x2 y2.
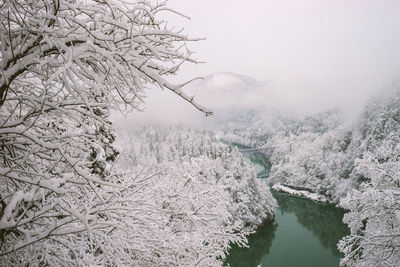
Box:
0 0 213 265
0 0 211 115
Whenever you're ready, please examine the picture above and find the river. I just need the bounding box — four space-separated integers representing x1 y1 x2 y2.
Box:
225 152 349 267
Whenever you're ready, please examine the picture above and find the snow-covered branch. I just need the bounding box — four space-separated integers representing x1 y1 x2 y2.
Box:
0 0 217 265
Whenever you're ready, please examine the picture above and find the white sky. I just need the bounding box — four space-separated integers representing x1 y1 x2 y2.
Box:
158 0 400 114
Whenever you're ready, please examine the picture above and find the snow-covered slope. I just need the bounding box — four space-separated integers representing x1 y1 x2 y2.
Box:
186 72 273 109
195 72 264 93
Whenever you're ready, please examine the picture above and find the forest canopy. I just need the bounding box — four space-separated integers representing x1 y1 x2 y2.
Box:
0 0 277 265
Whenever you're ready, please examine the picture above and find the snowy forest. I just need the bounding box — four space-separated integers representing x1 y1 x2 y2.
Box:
216 88 400 266
1 0 399 266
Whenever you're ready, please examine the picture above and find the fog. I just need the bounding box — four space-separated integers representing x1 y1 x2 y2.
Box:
116 0 400 124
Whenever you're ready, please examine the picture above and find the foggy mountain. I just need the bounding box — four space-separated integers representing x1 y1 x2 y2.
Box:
115 71 309 128
115 70 373 131
193 72 264 94
185 71 367 118
186 72 272 109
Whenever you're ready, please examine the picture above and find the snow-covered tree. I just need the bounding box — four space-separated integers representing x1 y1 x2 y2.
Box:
338 91 400 266
264 90 400 266
0 0 216 264
117 125 277 232
266 109 354 201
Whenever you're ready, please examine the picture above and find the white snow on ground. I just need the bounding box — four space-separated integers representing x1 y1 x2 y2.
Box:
272 184 330 203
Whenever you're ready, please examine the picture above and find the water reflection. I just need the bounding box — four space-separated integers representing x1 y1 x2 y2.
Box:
225 152 349 267
225 192 349 267
274 192 349 257
225 221 278 267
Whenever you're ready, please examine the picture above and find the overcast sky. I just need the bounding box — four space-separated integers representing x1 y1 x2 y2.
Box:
157 0 400 114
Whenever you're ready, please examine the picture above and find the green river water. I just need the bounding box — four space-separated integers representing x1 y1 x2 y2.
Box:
225 153 349 267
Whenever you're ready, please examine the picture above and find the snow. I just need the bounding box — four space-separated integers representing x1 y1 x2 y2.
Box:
2 0 399 264
272 184 330 203
207 88 400 267
184 72 272 110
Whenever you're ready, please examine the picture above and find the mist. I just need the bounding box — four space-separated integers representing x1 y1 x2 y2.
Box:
114 71 393 128
114 0 400 126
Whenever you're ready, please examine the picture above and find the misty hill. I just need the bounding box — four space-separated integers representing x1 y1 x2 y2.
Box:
187 72 272 109
195 72 264 93
183 72 298 146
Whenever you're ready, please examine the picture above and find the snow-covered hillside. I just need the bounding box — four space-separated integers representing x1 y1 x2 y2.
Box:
186 72 272 109
194 72 264 93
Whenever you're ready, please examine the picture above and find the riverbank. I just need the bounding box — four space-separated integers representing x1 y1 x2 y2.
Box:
271 183 331 203
225 189 349 267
